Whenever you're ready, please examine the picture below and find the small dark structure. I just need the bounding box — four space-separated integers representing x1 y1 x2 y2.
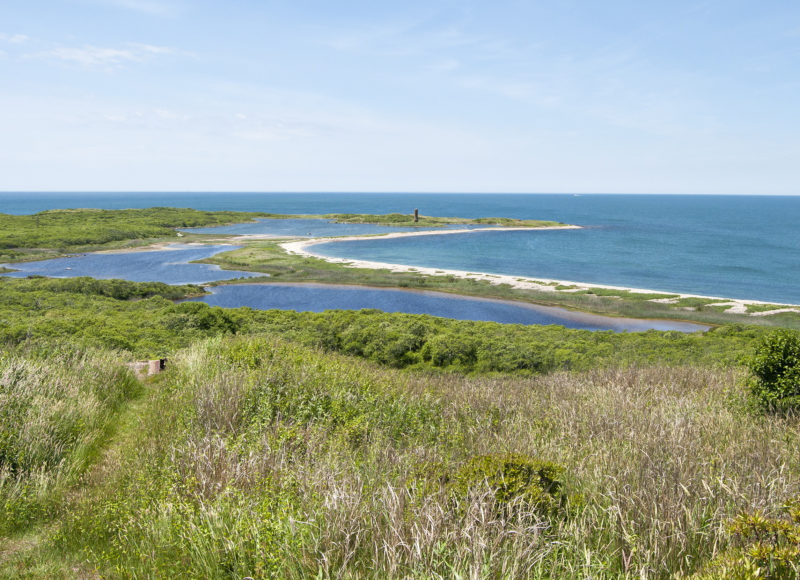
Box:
414 208 419 223
127 357 168 378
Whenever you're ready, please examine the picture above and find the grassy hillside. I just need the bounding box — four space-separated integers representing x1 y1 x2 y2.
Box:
0 349 140 536
1 336 798 577
1 268 798 575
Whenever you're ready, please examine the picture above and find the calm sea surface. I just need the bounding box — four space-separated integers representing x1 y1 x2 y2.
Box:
2 192 799 303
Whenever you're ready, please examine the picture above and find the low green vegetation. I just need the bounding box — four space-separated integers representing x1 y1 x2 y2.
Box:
0 277 766 369
561 289 728 310
697 498 800 579
746 303 792 314
748 330 800 411
9 275 205 301
320 213 567 228
2 333 799 577
0 278 235 356
0 349 140 536
0 207 267 262
569 287 679 301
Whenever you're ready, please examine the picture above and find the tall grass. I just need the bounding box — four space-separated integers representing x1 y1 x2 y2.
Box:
0 349 139 534
52 336 800 578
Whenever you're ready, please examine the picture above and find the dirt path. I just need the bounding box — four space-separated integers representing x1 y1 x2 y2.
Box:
0 374 158 578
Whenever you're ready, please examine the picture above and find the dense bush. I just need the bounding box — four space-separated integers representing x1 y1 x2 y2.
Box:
0 277 767 369
453 453 565 510
16 276 203 300
0 207 266 252
697 498 800 579
748 330 800 410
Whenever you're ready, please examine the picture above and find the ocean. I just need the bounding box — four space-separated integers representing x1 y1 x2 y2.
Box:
2 192 798 303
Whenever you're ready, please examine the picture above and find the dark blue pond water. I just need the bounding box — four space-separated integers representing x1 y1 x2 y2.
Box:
0 244 262 285
189 283 708 333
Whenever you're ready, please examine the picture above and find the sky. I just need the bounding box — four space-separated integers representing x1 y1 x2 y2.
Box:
1 1 799 194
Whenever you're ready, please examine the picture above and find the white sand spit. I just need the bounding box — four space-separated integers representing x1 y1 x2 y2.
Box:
278 228 800 316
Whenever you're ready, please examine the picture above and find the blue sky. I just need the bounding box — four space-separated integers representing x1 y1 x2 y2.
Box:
1 0 799 193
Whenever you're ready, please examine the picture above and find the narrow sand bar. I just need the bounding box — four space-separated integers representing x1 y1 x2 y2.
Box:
280 228 800 316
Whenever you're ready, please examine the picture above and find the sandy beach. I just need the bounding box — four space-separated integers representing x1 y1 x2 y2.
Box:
280 229 800 317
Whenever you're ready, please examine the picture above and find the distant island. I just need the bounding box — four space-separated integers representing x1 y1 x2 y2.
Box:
0 207 572 263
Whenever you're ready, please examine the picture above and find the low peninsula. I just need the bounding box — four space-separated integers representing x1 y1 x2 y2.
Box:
0 207 571 263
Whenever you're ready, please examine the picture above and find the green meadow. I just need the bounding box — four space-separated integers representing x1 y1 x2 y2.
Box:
1 210 799 578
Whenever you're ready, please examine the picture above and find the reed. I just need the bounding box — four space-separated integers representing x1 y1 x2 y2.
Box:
45 337 799 578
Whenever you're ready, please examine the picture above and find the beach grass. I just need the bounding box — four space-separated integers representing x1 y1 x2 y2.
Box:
3 336 798 577
745 303 795 313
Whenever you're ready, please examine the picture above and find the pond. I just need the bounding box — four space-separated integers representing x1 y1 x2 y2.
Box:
1 244 262 285
188 283 709 333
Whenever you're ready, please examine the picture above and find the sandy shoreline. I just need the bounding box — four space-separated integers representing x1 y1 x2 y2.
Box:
279 229 800 316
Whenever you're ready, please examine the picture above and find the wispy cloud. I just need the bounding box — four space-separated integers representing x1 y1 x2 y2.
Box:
426 58 461 72
129 42 177 55
91 0 176 16
0 33 29 44
34 42 177 70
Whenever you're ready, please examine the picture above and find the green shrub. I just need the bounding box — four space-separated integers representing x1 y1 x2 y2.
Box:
748 330 800 410
406 453 564 505
696 498 800 579
452 453 564 509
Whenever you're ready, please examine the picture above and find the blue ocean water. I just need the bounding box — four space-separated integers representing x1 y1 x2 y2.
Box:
314 224 800 303
189 284 708 333
0 244 262 285
2 192 799 302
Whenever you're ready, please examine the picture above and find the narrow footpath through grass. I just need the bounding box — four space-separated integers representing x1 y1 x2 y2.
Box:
0 370 162 579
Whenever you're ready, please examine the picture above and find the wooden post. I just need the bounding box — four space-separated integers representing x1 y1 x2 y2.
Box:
414 208 419 223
